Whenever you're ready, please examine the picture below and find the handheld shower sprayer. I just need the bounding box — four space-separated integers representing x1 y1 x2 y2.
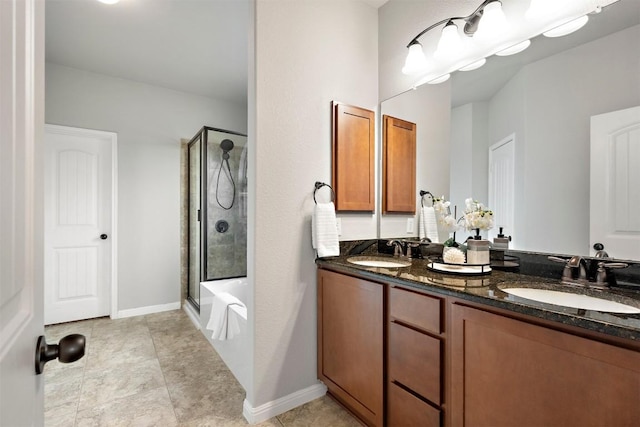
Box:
216 139 236 209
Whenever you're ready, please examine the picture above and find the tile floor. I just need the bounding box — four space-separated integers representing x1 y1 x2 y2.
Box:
44 309 360 427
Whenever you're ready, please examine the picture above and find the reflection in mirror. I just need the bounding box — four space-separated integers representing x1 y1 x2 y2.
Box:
380 0 640 260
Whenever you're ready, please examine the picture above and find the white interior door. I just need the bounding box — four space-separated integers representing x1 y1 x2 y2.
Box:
44 125 116 325
0 0 45 424
591 106 640 260
488 135 515 243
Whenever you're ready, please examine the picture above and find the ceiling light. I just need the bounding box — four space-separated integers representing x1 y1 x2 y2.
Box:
543 15 589 38
97 0 120 4
459 58 487 71
525 0 560 22
434 21 464 60
428 74 451 85
402 42 429 75
496 40 531 56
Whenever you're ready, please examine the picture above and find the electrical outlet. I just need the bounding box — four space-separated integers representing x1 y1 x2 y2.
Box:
336 218 342 236
406 218 414 233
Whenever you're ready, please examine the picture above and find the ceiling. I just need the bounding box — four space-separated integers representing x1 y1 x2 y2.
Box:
46 0 250 107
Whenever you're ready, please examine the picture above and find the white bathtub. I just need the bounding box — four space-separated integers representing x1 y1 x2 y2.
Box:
199 278 249 391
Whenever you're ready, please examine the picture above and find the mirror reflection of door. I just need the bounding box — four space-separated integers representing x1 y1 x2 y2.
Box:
590 106 640 260
488 135 515 244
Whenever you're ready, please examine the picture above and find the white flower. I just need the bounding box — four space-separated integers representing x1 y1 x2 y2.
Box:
463 197 493 231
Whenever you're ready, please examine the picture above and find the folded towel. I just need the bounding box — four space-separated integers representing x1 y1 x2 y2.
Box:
312 202 339 258
419 206 439 243
206 292 246 341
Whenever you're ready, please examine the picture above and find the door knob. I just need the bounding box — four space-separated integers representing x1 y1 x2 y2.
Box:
35 334 85 375
100 234 108 240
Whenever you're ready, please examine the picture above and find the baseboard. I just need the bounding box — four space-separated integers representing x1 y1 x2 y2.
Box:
242 382 327 424
182 301 200 329
115 301 181 319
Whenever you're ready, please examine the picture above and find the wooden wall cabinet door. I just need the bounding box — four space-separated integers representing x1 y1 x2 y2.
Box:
317 269 384 426
332 102 375 211
450 303 640 427
382 115 416 213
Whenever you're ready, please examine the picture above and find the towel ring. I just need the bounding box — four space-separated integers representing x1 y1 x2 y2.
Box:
314 182 335 204
419 190 434 207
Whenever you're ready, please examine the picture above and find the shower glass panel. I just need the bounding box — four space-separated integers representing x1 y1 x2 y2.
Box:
187 126 248 310
205 128 248 281
187 136 201 308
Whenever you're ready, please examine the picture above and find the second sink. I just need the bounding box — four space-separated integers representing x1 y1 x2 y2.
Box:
500 287 640 314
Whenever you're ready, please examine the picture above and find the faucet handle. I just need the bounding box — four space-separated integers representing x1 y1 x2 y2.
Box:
596 262 628 287
548 256 569 263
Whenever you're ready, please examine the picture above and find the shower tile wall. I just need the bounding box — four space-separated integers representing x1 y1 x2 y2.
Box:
205 130 247 280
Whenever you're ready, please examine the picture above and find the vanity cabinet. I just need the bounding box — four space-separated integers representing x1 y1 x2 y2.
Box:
387 286 444 426
450 303 640 427
317 269 384 426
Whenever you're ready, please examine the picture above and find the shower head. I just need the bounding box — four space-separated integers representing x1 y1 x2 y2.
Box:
220 139 234 152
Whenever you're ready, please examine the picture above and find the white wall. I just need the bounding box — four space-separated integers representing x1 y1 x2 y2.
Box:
250 0 378 410
380 82 451 240
45 63 247 312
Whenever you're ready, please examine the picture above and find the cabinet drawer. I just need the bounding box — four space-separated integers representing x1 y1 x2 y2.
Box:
389 322 441 405
390 286 441 334
387 382 440 427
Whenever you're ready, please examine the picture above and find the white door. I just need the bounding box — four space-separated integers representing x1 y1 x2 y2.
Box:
44 125 116 325
591 106 640 260
488 135 515 243
0 0 45 424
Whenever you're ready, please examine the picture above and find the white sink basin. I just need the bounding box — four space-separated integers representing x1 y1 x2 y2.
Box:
501 287 640 314
347 256 411 268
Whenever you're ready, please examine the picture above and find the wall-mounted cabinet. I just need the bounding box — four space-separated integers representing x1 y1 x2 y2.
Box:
332 102 375 212
382 115 416 214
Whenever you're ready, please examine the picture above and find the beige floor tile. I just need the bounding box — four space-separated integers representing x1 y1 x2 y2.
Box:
167 370 245 423
75 387 178 427
179 415 283 427
158 346 227 386
45 376 82 411
44 362 85 385
276 395 361 427
78 358 166 411
85 330 157 371
45 318 96 342
44 401 77 427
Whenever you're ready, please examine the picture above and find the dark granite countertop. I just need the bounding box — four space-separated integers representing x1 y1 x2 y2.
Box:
317 253 640 342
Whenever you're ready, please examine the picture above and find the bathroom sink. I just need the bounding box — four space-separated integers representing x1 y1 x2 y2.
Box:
347 256 411 268
500 287 640 314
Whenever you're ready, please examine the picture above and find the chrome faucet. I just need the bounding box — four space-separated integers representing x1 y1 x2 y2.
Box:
567 256 588 281
549 255 628 289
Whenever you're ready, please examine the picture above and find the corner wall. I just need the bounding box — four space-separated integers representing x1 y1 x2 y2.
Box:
250 0 378 412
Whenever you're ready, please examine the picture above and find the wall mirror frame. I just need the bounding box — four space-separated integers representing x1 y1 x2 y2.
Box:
378 0 640 262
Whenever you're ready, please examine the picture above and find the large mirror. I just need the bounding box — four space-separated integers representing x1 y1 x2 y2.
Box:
380 0 640 260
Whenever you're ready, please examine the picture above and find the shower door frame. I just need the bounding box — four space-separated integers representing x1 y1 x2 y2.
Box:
186 126 248 310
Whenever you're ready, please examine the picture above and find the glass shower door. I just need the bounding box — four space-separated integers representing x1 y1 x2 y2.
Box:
187 135 201 308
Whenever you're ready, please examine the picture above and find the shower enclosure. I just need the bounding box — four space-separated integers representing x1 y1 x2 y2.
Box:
187 126 248 310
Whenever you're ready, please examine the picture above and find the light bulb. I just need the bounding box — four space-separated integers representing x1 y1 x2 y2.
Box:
402 42 429 75
459 58 486 71
496 40 531 56
543 15 589 37
525 0 560 22
476 1 509 40
435 21 464 60
428 74 451 85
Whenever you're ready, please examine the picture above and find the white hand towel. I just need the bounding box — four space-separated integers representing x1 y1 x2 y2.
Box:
420 206 439 243
312 202 339 258
206 292 246 341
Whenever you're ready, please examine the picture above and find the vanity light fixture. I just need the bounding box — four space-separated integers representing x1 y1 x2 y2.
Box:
428 74 451 85
402 0 507 75
459 58 487 71
543 15 589 37
496 39 531 56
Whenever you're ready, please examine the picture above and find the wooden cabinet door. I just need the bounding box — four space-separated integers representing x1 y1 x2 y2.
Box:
332 102 375 211
318 269 383 426
450 303 640 427
383 115 416 213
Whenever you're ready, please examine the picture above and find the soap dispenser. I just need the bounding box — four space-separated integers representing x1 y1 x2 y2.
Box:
493 227 511 250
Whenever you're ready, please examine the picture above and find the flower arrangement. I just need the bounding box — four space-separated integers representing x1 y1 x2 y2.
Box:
433 196 458 233
463 198 494 236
